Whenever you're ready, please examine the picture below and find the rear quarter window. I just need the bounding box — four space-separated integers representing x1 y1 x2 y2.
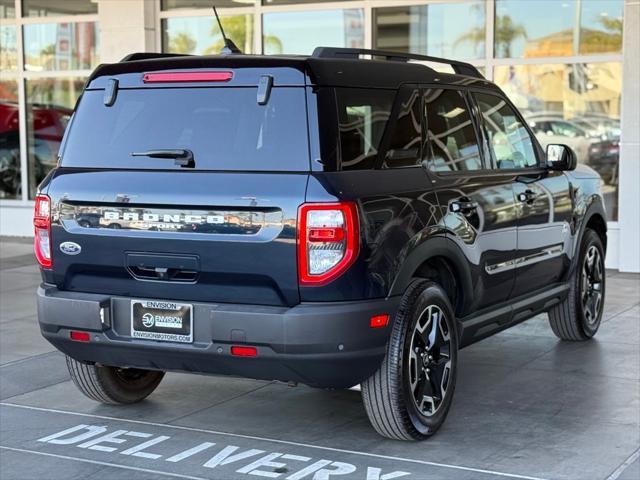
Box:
61 87 310 171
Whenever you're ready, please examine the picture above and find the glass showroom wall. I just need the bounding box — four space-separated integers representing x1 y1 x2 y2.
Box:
161 0 623 220
0 0 99 203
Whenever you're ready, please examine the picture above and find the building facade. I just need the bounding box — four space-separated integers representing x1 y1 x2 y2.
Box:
0 0 638 272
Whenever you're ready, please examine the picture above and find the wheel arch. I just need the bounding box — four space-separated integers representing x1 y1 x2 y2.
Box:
388 236 473 317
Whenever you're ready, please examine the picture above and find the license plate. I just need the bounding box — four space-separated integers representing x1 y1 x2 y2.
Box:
131 299 193 343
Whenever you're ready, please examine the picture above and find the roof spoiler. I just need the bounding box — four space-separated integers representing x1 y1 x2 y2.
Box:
120 52 193 62
312 47 483 79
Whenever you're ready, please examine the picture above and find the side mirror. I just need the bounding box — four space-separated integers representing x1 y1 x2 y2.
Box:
546 144 577 171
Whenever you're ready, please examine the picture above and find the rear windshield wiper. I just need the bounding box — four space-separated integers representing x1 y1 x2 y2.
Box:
130 149 195 168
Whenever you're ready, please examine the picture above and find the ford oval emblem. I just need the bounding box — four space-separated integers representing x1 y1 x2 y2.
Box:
60 241 82 255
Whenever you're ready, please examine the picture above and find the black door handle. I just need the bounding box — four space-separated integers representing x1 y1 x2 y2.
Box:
450 198 478 214
517 189 537 204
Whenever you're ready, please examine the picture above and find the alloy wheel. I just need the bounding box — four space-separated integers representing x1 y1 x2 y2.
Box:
408 305 452 417
581 245 604 327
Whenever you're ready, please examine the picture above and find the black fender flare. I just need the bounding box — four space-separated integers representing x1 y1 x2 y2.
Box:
388 235 474 315
567 195 607 279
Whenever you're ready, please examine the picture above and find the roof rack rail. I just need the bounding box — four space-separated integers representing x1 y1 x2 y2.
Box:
311 47 483 79
120 52 192 62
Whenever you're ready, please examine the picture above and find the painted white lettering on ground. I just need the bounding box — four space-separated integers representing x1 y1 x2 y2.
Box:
37 424 410 479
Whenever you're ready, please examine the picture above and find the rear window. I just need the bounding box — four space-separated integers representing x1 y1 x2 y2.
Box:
61 87 310 171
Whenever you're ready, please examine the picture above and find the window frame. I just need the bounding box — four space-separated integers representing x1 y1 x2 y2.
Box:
468 88 545 171
377 84 423 170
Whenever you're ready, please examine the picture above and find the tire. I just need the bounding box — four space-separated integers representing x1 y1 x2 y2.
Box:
66 356 165 405
362 280 459 440
549 228 605 341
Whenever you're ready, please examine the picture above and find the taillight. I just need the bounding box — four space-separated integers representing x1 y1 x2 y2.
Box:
297 202 359 286
33 194 52 269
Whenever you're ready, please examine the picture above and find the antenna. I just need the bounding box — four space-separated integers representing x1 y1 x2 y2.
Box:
212 5 242 54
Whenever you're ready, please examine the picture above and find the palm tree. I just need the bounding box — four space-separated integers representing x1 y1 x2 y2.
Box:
169 32 196 54
494 15 527 58
455 15 527 58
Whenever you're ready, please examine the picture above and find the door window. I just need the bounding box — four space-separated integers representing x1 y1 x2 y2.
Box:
424 88 483 172
474 93 538 169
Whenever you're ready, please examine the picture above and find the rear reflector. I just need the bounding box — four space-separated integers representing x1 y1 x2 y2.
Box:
142 71 233 83
231 346 257 357
70 331 91 342
370 314 390 328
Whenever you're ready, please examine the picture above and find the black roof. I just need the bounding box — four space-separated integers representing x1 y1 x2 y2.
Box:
86 48 499 91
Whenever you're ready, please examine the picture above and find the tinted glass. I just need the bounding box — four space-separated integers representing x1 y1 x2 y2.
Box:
475 93 537 169
0 25 17 71
23 22 99 71
162 15 254 55
374 2 486 60
26 77 83 198
383 88 422 169
425 89 482 173
0 81 20 199
22 0 97 17
263 9 364 55
61 87 310 172
335 88 395 171
494 62 621 219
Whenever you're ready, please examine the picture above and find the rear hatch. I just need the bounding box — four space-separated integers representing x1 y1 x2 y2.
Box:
44 63 310 307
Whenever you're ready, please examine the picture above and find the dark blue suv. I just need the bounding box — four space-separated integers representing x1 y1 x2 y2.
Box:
35 48 607 440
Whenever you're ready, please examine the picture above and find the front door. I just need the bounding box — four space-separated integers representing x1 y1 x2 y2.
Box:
471 91 572 298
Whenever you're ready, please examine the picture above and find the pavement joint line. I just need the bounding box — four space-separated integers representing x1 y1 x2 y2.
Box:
167 381 274 424
1 378 71 403
605 447 640 480
0 445 210 480
601 302 640 324
0 350 59 369
0 402 550 480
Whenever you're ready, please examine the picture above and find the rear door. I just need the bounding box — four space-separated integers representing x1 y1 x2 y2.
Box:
45 71 310 307
423 87 519 312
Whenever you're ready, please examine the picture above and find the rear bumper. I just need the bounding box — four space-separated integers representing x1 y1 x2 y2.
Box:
37 285 399 388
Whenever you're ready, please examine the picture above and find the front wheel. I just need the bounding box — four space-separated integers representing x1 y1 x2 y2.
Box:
549 228 606 341
362 280 459 440
66 356 164 405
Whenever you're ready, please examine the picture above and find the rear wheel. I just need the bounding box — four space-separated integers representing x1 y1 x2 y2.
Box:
66 356 164 405
549 228 605 341
362 280 458 440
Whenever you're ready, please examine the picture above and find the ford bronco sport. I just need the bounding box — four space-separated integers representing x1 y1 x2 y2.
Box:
35 47 607 441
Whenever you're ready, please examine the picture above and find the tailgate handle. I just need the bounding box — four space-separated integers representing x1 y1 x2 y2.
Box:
126 253 199 283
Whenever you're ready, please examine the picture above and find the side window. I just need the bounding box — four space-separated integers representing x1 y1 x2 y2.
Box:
335 88 395 171
474 93 538 169
424 88 483 173
383 88 422 168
